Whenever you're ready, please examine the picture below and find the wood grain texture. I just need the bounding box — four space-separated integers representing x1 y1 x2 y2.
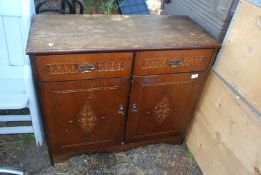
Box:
51 135 182 164
125 71 208 143
186 2 261 174
163 0 236 41
134 49 214 75
26 15 220 54
39 78 129 154
186 72 261 175
28 14 220 164
214 0 261 111
34 52 133 82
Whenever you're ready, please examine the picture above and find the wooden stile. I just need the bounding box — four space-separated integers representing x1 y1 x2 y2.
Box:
186 1 261 174
187 72 261 175
214 0 261 111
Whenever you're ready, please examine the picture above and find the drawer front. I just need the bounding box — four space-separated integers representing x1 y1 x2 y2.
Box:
134 49 214 75
34 52 133 82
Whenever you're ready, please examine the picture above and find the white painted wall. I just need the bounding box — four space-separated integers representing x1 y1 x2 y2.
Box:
0 0 35 67
0 0 44 145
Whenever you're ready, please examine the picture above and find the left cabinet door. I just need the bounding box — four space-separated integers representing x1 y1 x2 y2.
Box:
39 78 129 153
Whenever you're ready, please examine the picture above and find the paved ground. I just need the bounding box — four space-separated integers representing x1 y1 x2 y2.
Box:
0 133 202 175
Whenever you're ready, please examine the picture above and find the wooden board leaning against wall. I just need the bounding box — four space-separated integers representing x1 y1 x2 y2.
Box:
186 1 261 175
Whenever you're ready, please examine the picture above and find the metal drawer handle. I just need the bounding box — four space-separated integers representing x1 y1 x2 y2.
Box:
78 64 96 73
131 104 138 112
168 59 182 68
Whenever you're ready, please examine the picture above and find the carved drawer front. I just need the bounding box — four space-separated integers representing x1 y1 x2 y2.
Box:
134 49 214 75
34 52 133 82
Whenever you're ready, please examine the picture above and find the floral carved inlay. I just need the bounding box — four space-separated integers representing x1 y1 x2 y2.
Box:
142 56 206 69
75 100 104 136
151 93 174 125
46 63 78 74
46 60 126 75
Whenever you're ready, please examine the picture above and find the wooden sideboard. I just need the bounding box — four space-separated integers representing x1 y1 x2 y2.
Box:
26 15 220 164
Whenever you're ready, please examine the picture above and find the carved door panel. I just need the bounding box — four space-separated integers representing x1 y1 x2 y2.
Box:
39 78 129 153
125 72 208 143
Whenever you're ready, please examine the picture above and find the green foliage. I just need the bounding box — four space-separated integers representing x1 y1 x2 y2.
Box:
83 0 118 14
18 134 34 144
100 0 118 15
83 0 97 14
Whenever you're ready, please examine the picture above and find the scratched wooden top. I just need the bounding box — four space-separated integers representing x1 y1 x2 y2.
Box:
26 15 220 54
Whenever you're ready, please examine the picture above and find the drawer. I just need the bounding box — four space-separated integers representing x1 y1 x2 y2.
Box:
133 49 214 75
34 52 133 82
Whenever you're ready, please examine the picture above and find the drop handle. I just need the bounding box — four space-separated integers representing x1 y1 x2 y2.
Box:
131 104 138 112
78 64 96 72
168 59 182 68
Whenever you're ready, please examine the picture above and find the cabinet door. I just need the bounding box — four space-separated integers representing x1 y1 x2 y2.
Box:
39 78 129 153
125 72 208 143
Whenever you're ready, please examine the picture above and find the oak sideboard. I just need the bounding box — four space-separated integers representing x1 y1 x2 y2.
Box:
26 15 220 164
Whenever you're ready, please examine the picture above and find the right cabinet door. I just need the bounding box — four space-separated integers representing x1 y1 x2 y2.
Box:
125 71 208 143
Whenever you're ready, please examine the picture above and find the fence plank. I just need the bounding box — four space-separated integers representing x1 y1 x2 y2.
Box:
0 126 33 134
0 115 31 122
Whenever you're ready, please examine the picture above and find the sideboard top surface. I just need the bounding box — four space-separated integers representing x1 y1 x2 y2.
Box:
26 15 220 54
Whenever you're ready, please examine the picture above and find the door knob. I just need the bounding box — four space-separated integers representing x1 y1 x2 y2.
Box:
131 104 138 112
117 105 125 115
